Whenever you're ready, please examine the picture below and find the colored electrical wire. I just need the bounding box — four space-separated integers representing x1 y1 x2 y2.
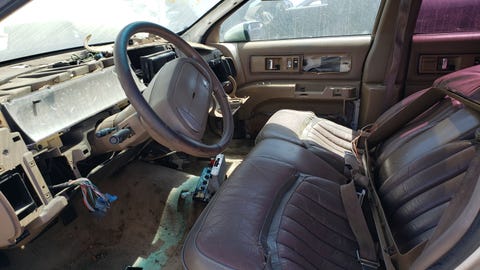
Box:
50 178 117 214
351 124 373 161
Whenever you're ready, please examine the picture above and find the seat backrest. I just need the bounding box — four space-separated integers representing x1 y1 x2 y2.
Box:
410 150 480 269
378 140 477 253
370 65 480 253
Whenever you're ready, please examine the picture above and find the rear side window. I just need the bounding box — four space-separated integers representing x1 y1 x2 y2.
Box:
220 0 381 42
415 0 480 34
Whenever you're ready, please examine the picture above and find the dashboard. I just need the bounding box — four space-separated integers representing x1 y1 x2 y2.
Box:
0 40 235 248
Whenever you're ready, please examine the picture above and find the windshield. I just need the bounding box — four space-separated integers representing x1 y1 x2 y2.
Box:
0 0 220 62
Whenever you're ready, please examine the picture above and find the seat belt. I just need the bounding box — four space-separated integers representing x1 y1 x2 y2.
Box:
341 181 379 270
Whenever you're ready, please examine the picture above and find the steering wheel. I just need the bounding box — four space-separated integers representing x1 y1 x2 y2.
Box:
114 21 233 157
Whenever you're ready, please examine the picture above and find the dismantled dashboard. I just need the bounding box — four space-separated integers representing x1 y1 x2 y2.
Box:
0 40 237 249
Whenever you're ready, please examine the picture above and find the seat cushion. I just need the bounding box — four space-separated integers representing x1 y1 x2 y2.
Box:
182 151 360 270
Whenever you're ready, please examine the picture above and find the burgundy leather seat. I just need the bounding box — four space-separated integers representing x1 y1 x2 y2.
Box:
182 66 480 269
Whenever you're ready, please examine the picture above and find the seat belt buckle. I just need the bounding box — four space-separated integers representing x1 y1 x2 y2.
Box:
356 250 380 270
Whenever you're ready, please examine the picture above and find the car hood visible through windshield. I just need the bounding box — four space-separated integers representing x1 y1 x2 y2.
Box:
0 0 220 62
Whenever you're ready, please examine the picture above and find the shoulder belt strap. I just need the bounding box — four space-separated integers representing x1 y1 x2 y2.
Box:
341 181 379 269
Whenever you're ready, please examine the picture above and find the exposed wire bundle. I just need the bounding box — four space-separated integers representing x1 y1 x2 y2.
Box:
50 178 117 215
351 124 374 161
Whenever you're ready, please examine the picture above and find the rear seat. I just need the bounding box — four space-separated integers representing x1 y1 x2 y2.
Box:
182 66 480 269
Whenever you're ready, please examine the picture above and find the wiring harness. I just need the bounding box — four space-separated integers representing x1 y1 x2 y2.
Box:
50 178 117 215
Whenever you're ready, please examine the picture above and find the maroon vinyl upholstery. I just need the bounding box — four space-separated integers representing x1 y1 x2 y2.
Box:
270 176 360 270
183 66 480 269
183 144 349 269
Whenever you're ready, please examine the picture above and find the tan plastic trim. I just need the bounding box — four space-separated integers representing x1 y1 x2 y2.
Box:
0 191 22 248
238 36 370 84
235 80 360 120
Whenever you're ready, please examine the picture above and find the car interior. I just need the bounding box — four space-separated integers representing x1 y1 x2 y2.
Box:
0 0 479 269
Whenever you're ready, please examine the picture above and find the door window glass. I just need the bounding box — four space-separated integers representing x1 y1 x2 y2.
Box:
415 0 480 34
220 0 382 42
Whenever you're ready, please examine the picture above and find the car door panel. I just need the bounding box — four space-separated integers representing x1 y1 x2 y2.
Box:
212 36 371 134
405 33 480 96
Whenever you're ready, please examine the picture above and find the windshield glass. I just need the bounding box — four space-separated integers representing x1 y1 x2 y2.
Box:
0 0 220 62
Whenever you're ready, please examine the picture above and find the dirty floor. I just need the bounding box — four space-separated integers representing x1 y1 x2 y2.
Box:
1 139 253 270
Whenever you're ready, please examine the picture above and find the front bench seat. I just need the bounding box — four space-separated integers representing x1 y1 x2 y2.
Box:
183 140 479 270
183 66 480 269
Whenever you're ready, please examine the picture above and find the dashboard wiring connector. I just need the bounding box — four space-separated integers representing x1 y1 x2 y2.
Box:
50 178 117 215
